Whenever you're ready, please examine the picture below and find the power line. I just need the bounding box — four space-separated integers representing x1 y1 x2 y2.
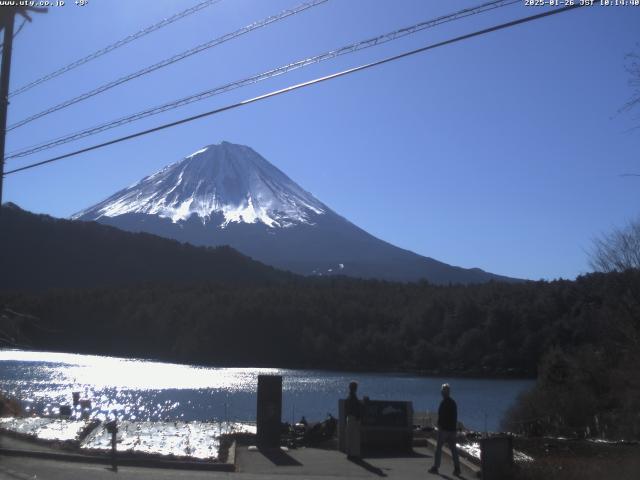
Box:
7 0 328 132
7 0 518 160
13 17 27 37
4 3 585 177
8 0 222 98
0 17 27 49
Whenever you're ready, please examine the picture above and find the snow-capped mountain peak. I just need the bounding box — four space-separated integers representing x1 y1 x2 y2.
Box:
72 142 326 228
71 141 517 284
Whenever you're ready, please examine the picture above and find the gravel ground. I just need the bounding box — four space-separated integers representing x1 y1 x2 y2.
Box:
513 437 640 480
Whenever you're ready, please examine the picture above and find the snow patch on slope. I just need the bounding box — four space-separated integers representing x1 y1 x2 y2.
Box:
72 142 326 228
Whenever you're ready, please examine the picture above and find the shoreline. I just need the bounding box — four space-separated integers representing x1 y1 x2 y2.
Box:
0 347 535 381
0 415 252 467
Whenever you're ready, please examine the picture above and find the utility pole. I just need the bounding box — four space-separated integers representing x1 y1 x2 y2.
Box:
0 6 47 207
0 8 15 207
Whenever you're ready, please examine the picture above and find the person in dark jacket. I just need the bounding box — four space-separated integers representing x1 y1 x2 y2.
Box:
345 381 362 459
428 383 461 476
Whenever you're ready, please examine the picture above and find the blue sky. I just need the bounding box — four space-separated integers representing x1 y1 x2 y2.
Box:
3 0 639 281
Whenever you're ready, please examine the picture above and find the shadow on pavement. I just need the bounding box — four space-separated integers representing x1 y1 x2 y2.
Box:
364 449 431 459
434 472 468 480
348 457 387 477
258 448 303 466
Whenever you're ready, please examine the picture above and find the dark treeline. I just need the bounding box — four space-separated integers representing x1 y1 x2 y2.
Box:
2 270 638 377
2 271 640 438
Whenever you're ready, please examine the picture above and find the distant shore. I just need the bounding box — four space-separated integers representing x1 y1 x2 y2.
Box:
0 347 535 381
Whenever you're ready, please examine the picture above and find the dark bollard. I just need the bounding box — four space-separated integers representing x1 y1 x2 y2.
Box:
105 420 118 471
256 375 282 449
480 436 513 480
72 392 80 407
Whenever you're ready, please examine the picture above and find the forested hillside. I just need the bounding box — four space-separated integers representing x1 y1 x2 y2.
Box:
3 271 638 379
0 203 293 290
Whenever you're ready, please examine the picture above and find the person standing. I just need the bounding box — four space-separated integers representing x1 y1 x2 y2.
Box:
428 383 461 477
345 381 362 459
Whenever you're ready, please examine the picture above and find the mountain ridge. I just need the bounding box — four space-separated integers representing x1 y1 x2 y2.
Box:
0 202 293 291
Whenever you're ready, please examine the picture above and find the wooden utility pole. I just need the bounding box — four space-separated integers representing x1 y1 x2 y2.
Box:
0 6 47 207
0 8 15 207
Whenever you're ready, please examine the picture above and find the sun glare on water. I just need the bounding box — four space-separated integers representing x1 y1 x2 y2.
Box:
0 350 283 391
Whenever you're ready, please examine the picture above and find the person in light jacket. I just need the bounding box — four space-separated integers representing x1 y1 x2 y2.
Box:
428 383 461 477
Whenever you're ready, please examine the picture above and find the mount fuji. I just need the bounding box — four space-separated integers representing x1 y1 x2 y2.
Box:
73 142 514 284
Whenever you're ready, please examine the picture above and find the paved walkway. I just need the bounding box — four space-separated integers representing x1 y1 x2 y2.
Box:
236 445 475 479
0 442 476 480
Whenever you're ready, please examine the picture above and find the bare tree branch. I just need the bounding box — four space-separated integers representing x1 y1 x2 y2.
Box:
590 218 640 272
620 48 640 115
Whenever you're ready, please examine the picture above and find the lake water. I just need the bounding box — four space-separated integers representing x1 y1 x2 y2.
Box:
0 350 533 432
